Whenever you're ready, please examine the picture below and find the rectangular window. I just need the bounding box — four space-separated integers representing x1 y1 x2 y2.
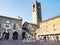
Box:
40 26 43 32
41 28 43 32
46 26 49 32
13 24 16 29
53 24 57 31
5 25 9 28
5 21 10 24
4 23 10 29
0 24 1 28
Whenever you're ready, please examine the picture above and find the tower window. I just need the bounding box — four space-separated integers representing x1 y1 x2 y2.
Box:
33 4 35 9
37 3 40 9
37 11 40 14
37 3 40 7
37 8 40 10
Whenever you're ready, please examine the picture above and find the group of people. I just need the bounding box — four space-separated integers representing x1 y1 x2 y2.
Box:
43 35 59 42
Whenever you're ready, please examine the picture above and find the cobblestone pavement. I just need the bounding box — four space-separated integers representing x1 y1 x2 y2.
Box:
0 40 60 45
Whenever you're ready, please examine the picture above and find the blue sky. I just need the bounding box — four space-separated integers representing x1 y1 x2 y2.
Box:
0 0 60 23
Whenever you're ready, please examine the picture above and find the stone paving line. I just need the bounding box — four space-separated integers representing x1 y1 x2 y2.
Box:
0 40 60 45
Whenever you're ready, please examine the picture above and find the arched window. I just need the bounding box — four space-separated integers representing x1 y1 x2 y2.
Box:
33 4 35 9
12 31 18 40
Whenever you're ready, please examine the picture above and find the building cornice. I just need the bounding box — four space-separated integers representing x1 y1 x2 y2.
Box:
41 15 60 23
0 15 22 21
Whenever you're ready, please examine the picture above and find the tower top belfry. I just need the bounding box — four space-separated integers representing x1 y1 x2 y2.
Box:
35 0 37 2
34 0 39 3
32 0 42 25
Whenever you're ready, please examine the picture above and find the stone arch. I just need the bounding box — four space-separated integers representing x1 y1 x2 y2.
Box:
22 32 26 40
12 31 18 40
3 31 9 40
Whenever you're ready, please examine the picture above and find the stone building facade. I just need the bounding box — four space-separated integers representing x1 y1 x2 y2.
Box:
22 22 38 41
0 15 22 40
22 28 35 42
34 16 60 42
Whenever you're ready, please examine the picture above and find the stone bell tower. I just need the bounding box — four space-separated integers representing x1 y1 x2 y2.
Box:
32 0 42 25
